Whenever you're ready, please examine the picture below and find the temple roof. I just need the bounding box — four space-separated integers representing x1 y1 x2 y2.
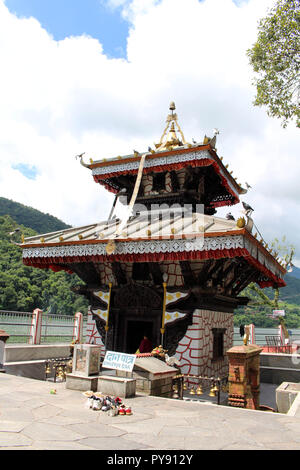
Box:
77 103 247 208
20 211 286 289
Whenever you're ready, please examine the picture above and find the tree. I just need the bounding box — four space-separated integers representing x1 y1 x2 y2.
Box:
234 236 297 328
247 0 300 128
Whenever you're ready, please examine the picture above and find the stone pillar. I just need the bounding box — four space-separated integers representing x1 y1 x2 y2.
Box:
0 329 10 372
29 308 43 345
66 344 102 392
226 344 262 410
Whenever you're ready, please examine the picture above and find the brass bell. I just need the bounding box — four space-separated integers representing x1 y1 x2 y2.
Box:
196 385 203 395
209 384 217 397
189 386 196 395
172 385 179 399
183 382 188 391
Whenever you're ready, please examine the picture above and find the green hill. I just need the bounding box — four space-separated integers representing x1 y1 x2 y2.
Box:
0 197 71 233
234 273 300 328
280 274 300 306
0 214 88 315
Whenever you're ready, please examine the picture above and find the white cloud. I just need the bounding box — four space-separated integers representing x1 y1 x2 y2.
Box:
0 0 298 262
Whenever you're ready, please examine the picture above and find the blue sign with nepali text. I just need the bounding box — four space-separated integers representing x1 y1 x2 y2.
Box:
102 351 136 372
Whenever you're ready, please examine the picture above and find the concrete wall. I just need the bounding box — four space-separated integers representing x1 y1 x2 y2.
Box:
4 344 71 363
260 352 300 384
4 343 71 381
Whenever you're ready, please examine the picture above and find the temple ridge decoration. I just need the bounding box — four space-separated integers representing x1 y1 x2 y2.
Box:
19 102 286 378
155 101 187 151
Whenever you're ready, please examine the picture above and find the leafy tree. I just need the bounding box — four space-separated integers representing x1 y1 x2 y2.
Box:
247 0 300 128
0 215 88 315
235 236 298 328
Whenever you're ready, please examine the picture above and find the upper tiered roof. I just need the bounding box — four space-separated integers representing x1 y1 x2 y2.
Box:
78 103 247 212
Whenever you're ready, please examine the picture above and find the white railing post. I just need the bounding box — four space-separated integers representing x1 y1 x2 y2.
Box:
29 309 43 345
73 312 83 344
249 323 256 344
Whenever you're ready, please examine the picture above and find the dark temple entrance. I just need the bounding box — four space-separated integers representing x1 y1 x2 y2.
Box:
112 283 163 353
126 320 154 354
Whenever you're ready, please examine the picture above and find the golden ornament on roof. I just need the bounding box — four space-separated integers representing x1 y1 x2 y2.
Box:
154 102 188 151
236 217 246 228
105 239 116 255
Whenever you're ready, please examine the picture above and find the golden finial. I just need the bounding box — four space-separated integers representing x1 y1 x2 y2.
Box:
154 102 188 151
40 237 45 243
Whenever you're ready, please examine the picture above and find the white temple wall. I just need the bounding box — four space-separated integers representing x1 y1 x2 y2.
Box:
175 309 234 379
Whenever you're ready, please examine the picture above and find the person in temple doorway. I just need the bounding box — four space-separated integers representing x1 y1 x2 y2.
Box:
137 335 153 354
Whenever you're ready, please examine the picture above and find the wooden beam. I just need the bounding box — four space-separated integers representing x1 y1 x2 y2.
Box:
149 263 163 285
180 260 196 287
112 262 127 285
198 260 214 284
70 262 99 285
232 268 257 295
170 170 180 192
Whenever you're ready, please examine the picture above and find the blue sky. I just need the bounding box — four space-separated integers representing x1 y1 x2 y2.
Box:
5 0 129 58
12 164 38 181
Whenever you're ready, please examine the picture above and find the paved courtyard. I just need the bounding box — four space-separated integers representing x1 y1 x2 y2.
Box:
0 373 300 450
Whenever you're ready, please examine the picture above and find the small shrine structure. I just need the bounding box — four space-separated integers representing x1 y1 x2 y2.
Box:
20 103 286 379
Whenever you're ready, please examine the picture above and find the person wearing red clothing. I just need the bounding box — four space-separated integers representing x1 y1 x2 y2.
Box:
138 335 153 353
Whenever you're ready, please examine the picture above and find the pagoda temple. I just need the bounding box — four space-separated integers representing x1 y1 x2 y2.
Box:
21 103 286 378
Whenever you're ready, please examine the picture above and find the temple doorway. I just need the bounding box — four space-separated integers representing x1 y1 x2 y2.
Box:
126 320 154 354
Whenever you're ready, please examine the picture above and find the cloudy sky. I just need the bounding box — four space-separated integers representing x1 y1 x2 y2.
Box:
0 0 299 263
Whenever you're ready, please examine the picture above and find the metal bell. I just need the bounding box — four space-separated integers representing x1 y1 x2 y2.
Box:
196 385 203 395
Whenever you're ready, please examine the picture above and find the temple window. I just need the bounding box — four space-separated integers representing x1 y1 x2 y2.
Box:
152 172 166 192
212 328 226 361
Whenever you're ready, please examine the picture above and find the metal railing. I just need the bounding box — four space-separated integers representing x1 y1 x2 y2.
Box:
0 310 33 343
234 327 300 349
172 374 228 405
0 310 88 344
